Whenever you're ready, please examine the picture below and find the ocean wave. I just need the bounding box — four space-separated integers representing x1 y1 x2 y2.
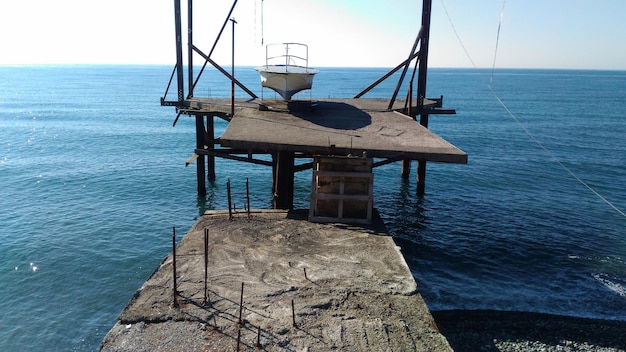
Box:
593 273 626 299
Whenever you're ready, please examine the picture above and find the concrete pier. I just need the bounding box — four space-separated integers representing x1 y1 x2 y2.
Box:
181 97 466 204
100 210 452 351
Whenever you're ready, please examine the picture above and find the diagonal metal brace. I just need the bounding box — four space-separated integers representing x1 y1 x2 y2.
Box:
191 45 258 99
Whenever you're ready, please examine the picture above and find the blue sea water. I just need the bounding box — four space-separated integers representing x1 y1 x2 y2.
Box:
0 65 625 351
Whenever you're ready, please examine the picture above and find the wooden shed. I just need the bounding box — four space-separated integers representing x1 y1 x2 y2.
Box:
309 155 374 224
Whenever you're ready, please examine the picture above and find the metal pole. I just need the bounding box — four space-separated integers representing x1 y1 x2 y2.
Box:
207 115 216 182
388 27 423 110
291 299 297 327
418 160 427 195
417 0 432 114
230 18 237 117
417 0 433 196
173 0 184 101
203 228 209 305
236 327 241 351
246 177 250 218
188 0 194 98
238 282 244 324
196 114 207 196
227 179 232 220
192 0 238 93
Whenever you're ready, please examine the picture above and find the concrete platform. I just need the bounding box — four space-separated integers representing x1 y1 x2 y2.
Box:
100 210 452 351
187 98 467 163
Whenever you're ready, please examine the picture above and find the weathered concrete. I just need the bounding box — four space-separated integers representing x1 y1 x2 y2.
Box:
184 98 467 164
100 210 452 351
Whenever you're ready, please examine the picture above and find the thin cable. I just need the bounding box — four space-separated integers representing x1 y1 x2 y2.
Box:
440 0 625 219
254 0 257 44
487 84 626 219
261 0 264 46
491 0 506 82
439 0 476 68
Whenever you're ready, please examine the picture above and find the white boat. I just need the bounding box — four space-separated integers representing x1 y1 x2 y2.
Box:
255 43 319 100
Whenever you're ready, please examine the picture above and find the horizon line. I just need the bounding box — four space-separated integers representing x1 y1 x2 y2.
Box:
2 63 626 72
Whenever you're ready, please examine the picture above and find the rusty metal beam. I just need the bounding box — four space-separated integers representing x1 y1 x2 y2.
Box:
417 0 433 197
187 0 194 97
192 0 239 94
173 0 184 102
388 27 423 110
353 51 420 99
192 45 258 99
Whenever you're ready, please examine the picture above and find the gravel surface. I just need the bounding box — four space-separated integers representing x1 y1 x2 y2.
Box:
431 310 626 352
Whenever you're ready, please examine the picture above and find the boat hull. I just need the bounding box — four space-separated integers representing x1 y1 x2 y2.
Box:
255 65 319 100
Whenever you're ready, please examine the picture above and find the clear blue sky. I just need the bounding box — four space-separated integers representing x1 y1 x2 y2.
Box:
1 0 625 69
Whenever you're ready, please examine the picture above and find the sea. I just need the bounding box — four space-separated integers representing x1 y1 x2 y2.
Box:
1 65 625 351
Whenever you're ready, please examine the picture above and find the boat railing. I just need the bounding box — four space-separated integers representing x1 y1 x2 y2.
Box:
264 43 311 70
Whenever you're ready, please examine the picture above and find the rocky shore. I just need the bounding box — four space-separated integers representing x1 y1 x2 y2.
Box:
432 310 626 352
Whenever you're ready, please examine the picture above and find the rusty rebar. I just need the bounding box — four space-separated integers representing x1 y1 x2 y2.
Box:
227 179 232 220
238 282 244 325
203 228 209 306
246 177 250 219
291 299 296 328
236 326 241 351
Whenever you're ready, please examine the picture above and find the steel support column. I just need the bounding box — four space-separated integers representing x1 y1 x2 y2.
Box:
187 0 194 98
195 114 207 196
173 0 184 101
416 0 432 196
272 151 295 209
206 115 216 182
402 160 412 179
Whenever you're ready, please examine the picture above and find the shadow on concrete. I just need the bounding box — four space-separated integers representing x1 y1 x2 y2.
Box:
290 101 372 130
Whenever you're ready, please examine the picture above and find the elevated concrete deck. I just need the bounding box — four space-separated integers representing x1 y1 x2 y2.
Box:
100 210 452 351
186 98 467 164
